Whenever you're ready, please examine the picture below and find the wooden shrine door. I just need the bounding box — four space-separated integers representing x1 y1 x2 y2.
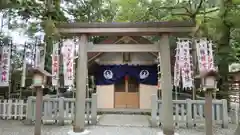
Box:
114 76 139 108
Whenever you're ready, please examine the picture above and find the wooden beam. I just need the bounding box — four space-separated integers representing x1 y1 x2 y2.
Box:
88 52 103 62
149 52 158 57
58 27 195 35
87 44 160 52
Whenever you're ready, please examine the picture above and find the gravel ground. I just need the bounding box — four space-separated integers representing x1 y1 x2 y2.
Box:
0 120 237 135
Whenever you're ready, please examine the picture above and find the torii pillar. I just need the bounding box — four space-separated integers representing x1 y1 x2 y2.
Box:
68 34 90 135
158 34 176 135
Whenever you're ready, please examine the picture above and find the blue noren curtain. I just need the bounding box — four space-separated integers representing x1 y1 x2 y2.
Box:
96 64 157 85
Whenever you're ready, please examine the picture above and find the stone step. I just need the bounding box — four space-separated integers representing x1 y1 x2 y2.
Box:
97 114 150 127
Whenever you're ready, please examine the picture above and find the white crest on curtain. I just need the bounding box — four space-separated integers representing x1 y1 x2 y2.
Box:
139 70 149 79
103 70 113 79
52 42 59 86
62 39 75 86
0 45 11 86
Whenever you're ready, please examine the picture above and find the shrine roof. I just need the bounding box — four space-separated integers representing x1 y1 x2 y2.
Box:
87 36 156 63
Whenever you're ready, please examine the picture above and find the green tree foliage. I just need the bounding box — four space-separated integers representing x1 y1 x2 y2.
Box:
1 0 240 98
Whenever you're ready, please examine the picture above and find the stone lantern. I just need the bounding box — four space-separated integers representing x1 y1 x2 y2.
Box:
200 70 218 135
31 68 51 135
200 70 218 91
32 68 50 87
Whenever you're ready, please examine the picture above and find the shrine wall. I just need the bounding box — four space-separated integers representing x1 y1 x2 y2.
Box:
96 85 114 109
139 84 158 109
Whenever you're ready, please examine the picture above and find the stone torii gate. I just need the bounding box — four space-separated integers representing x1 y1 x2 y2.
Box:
57 21 196 135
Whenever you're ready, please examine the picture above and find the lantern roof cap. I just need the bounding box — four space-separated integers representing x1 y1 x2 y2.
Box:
199 70 219 78
32 67 52 77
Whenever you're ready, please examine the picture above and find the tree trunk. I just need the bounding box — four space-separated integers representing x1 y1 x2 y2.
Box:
44 35 53 72
217 0 232 108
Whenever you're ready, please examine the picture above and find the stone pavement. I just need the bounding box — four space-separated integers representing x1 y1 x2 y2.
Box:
0 114 237 135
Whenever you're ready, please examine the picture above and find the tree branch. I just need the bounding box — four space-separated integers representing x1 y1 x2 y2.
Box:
193 0 204 16
158 6 183 10
158 6 192 15
187 0 192 12
202 15 217 20
171 13 190 16
198 8 220 14
182 6 192 14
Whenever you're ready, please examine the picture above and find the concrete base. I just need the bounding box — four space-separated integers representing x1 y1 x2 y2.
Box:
157 132 179 135
22 119 33 125
67 130 90 135
234 125 240 135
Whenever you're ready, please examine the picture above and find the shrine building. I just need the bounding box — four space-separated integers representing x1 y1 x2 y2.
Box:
57 21 195 110
88 36 164 109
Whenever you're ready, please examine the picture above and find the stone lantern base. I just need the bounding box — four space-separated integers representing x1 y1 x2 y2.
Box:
67 130 90 135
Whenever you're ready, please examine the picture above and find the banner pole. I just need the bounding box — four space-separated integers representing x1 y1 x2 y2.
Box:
8 40 13 99
20 42 27 99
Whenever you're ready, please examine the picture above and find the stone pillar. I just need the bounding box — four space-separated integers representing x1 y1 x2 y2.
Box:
158 34 175 135
34 88 43 135
68 35 90 135
205 90 213 135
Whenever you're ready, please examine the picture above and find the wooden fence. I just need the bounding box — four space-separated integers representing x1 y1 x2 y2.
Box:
0 94 237 128
150 94 229 128
0 99 27 120
0 94 98 125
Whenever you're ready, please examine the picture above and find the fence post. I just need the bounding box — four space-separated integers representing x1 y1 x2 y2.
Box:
186 99 193 128
150 94 158 127
91 94 97 125
58 97 65 126
7 99 12 120
0 99 2 117
222 99 228 128
24 96 33 125
235 103 239 124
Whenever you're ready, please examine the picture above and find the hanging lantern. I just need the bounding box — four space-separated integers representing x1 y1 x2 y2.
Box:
157 83 161 89
125 75 128 81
